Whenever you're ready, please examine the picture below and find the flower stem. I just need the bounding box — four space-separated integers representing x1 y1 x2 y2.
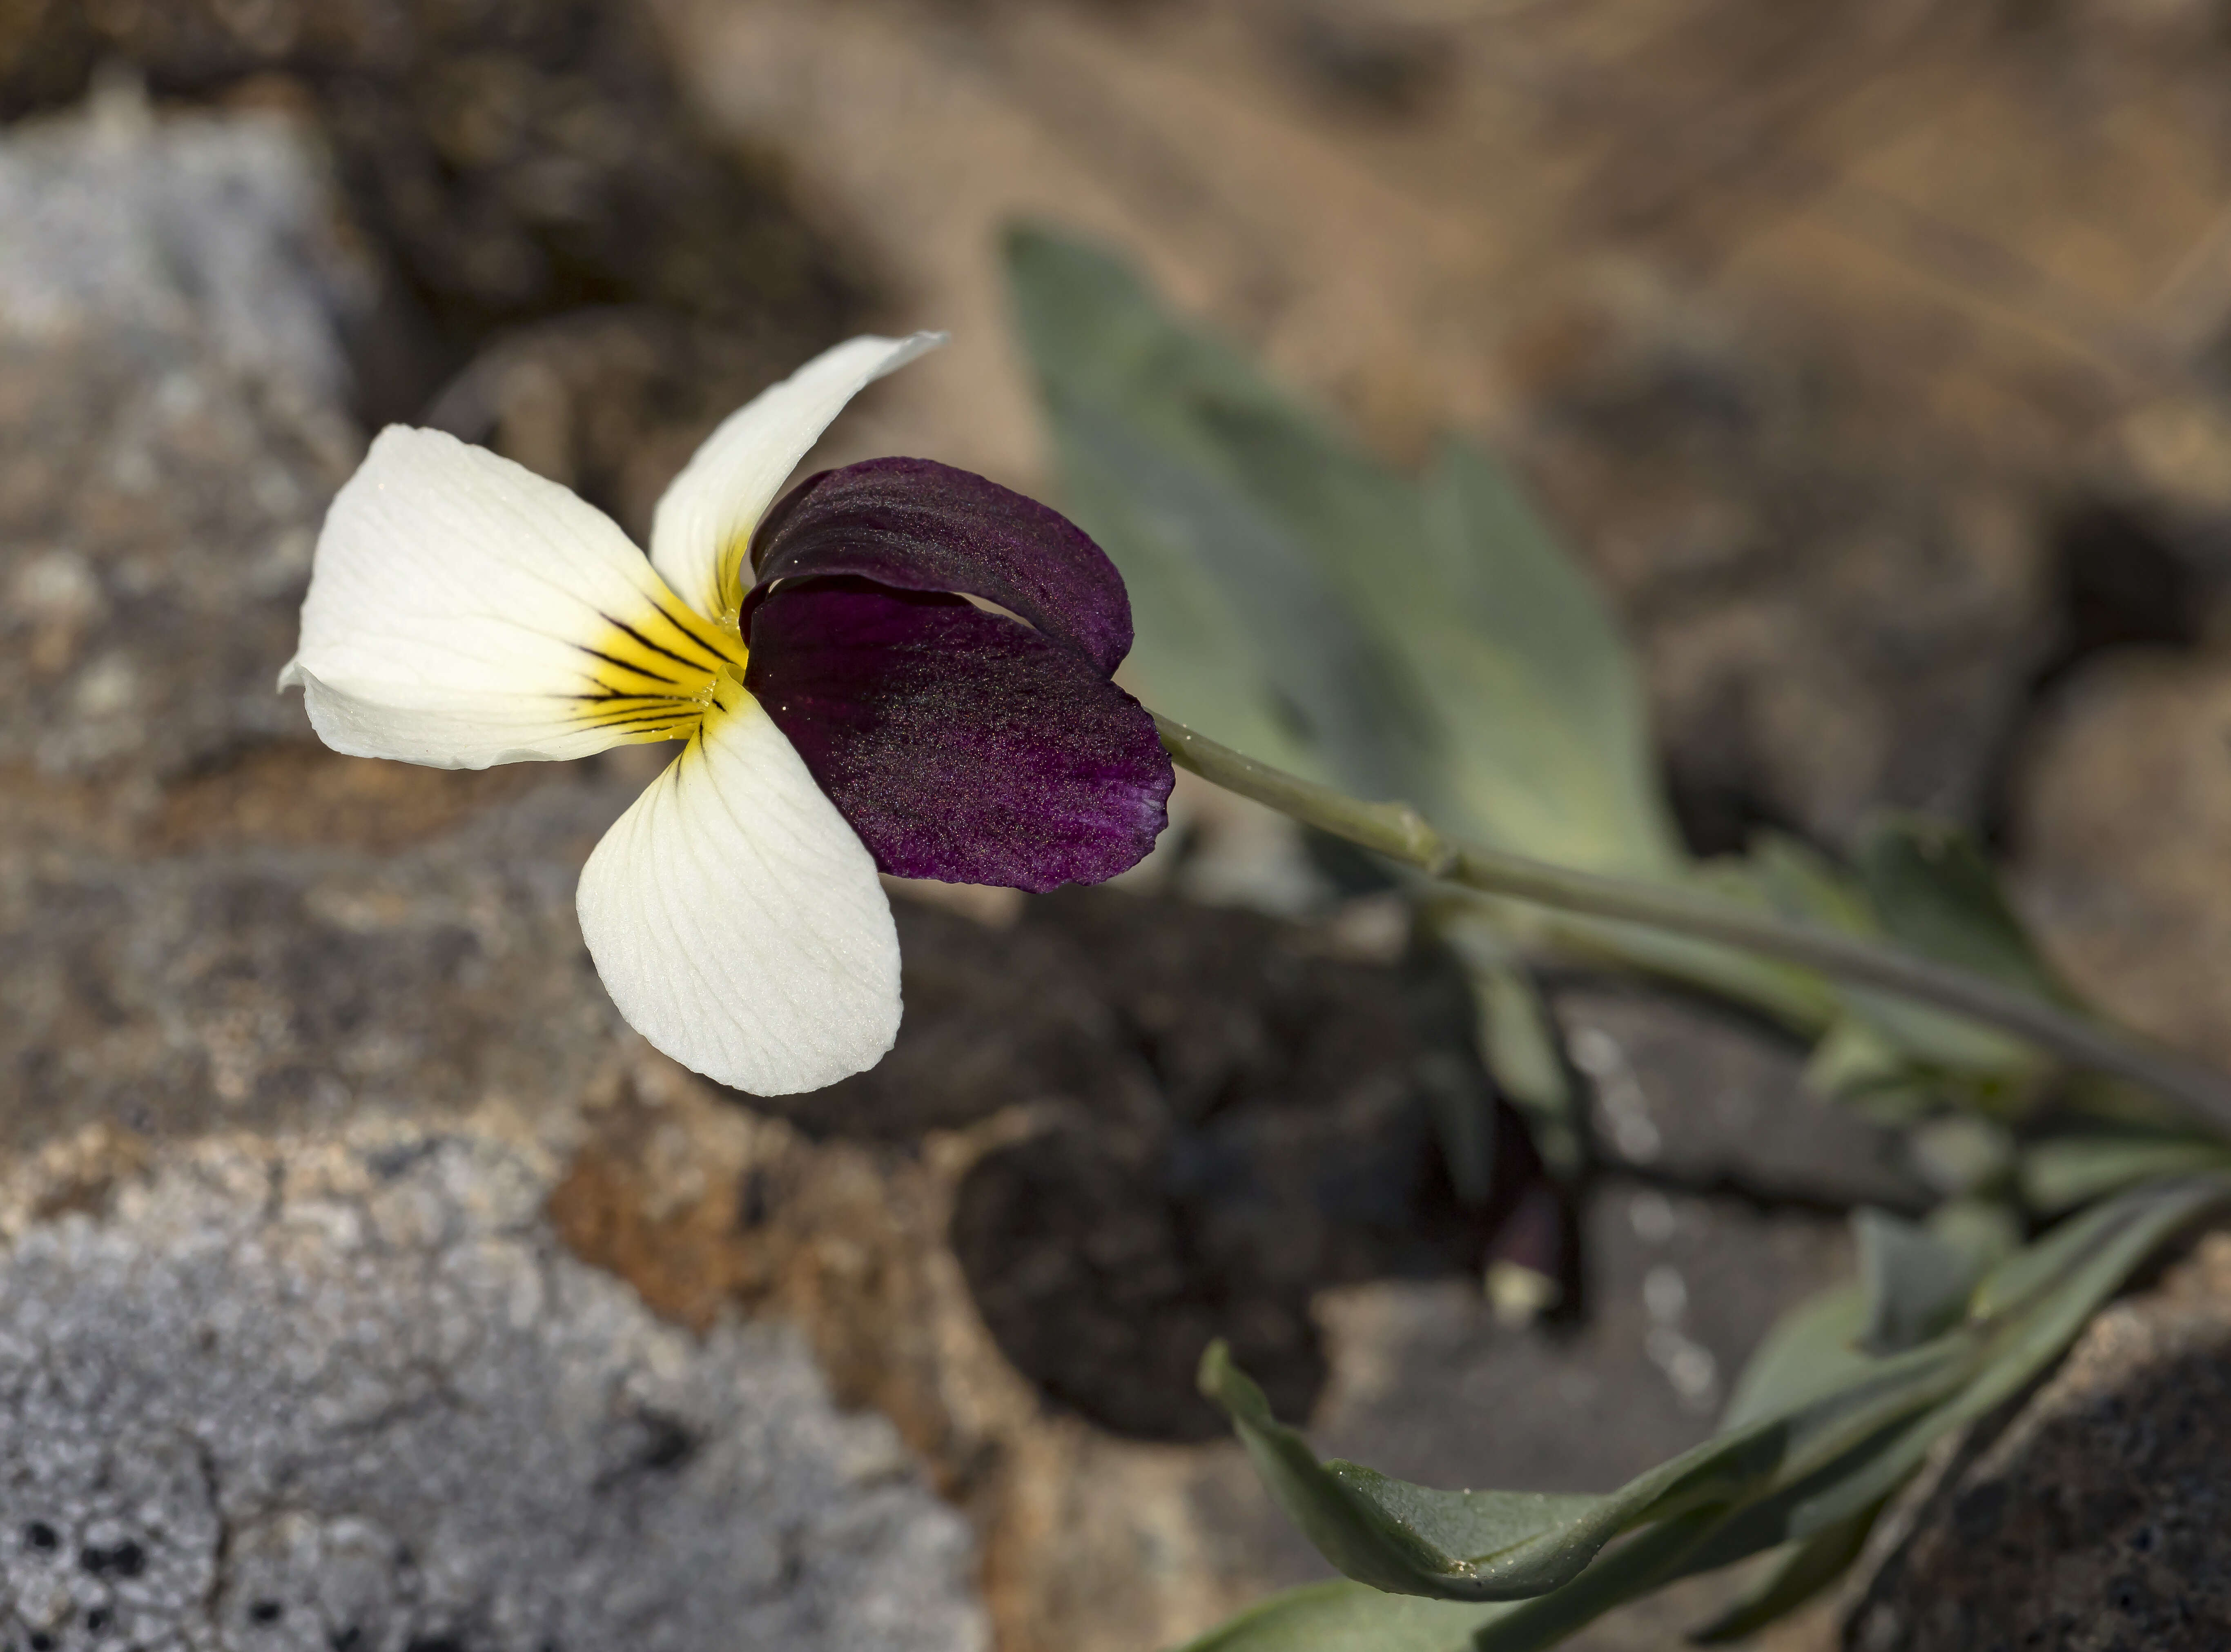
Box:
1154 714 2231 1138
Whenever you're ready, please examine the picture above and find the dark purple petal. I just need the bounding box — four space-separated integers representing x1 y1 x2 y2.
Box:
746 456 1132 675
746 579 1171 891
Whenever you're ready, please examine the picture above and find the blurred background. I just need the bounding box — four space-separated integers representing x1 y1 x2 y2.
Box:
6 2 2231 1649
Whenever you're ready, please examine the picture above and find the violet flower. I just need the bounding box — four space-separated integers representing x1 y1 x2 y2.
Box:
281 334 1172 1095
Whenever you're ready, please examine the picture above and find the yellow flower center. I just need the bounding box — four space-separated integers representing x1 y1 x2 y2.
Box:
572 592 749 744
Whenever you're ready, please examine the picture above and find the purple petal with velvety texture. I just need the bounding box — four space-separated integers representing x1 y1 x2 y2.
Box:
746 578 1171 891
746 457 1133 675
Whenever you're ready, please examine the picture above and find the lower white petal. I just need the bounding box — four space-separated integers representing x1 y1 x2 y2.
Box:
575 681 901 1096
285 426 742 769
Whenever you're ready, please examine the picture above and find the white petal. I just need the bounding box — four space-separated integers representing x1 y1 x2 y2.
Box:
649 331 945 622
576 680 901 1095
284 426 742 768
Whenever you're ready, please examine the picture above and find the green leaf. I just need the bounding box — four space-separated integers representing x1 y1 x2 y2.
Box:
1719 1285 1872 1432
1197 1325 1970 1604
1420 440 1684 877
1828 815 2072 1082
1008 225 1419 794
1007 220 1690 886
1743 825 2063 1091
1009 224 1859 1043
1194 399 1683 877
1041 405 1321 779
1686 1505 1881 1644
1166 1582 1504 1652
1006 224 1302 452
1799 1020 1939 1122
1758 1175 2230 1545
1467 1514 1723 1652
1854 1209 1985 1355
1857 817 2068 1002
1907 1115 2016 1197
1434 916 1582 1182
1193 1177 2230 1652
2020 1133 2231 1215
1644 1177 2225 1621
1047 393 1418 795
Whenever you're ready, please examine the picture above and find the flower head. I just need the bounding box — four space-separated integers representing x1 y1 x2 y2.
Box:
281 334 1173 1094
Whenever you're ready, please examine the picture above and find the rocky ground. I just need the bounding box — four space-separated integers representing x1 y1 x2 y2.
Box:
6 1 2231 1649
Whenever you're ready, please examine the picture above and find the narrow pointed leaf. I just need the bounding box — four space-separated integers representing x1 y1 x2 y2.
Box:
2020 1133 2231 1215
1766 1175 2230 1543
1166 1581 1505 1652
1468 948 1582 1183
1854 1209 1984 1355
1199 1325 1969 1603
1719 1285 1871 1433
1468 1514 1725 1652
1194 1176 2230 1651
1858 816 2070 1002
1687 1506 1881 1644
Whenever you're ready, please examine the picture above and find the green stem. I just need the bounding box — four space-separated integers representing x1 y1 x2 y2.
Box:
1155 714 2231 1138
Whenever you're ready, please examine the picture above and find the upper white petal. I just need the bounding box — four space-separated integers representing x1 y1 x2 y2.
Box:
649 331 946 621
283 425 733 769
575 683 902 1096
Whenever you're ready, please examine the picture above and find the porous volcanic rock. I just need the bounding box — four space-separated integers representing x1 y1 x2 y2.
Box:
1840 1229 2231 1652
0 1121 987 1652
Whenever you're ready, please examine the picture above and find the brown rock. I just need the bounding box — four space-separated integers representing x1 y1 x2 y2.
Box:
2011 651 2231 1069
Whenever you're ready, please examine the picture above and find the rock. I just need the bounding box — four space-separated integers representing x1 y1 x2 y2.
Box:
1517 286 2050 844
1313 1193 1854 1502
0 87 363 784
0 87 640 1152
0 772 640 1151
549 1044 1302 1652
1263 989 1914 1649
0 0 865 537
0 1119 986 1652
2010 651 2231 1069
1553 986 1922 1212
548 923 1886 1650
0 89 1511 1652
882 889 1515 1443
1840 1228 2231 1652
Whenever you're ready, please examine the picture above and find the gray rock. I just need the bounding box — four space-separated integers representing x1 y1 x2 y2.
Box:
1312 1193 1854 1500
0 775 635 1151
1555 986 1922 1211
0 1122 987 1652
0 82 364 406
0 85 363 782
